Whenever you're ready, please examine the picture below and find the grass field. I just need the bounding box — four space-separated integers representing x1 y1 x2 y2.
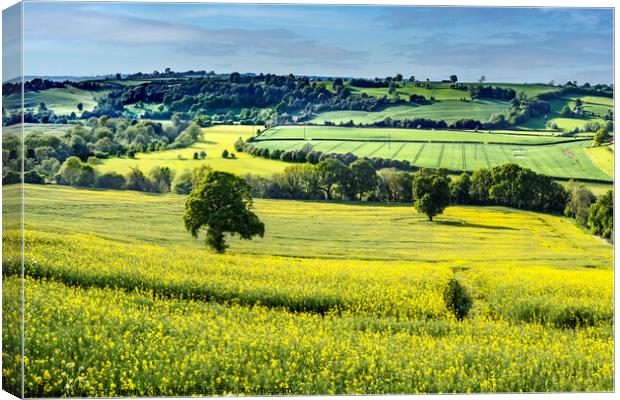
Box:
333 81 559 101
3 85 106 115
258 126 575 145
254 126 609 181
2 123 73 137
98 125 287 177
1 184 613 395
309 100 510 124
518 97 610 132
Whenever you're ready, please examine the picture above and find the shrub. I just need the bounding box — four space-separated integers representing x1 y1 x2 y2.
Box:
443 278 472 320
95 172 126 190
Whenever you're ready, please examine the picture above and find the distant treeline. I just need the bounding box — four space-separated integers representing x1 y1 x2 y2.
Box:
348 78 389 88
91 74 389 125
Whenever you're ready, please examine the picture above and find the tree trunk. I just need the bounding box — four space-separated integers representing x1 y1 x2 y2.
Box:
428 214 433 222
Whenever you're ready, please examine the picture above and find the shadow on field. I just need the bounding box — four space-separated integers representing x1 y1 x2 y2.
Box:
435 220 517 230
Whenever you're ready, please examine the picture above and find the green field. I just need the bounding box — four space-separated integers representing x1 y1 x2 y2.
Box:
309 100 510 124
491 83 560 98
3 85 106 115
2 123 73 137
333 81 559 101
518 96 610 132
258 125 575 145
98 125 287 176
2 184 613 395
253 126 609 181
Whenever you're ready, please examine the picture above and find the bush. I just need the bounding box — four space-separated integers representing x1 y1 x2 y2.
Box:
24 170 45 184
2 171 21 185
222 149 229 158
96 172 126 190
443 278 472 320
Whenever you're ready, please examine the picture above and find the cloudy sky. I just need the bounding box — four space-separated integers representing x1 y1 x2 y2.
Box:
8 2 615 83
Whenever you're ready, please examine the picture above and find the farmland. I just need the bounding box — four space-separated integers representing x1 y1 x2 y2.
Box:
1 184 614 395
3 85 105 115
98 125 287 177
334 81 559 101
309 100 510 124
517 96 611 132
253 126 610 181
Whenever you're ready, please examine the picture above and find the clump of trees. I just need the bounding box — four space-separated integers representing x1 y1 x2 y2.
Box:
183 170 264 253
2 114 197 186
588 190 613 239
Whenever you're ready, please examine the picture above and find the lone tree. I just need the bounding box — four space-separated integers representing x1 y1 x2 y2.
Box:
412 168 450 221
449 75 458 83
183 171 264 253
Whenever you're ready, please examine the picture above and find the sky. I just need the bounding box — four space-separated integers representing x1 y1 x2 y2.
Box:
5 2 614 83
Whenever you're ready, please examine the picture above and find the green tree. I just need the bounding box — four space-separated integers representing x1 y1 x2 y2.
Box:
125 167 148 191
564 181 596 227
588 190 613 239
469 168 492 204
449 75 458 83
449 172 471 204
58 156 84 187
172 169 193 194
222 149 229 158
149 166 174 193
183 171 265 253
193 152 199 160
412 168 450 221
77 103 83 112
316 158 348 200
593 128 612 146
349 159 377 200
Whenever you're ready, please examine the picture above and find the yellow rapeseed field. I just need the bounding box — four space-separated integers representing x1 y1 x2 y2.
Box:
1 184 614 395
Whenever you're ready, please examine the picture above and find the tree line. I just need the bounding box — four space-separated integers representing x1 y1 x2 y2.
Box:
2 115 197 185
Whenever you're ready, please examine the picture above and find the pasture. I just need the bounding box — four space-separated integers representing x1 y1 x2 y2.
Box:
254 127 610 181
3 85 105 115
517 96 610 132
309 100 510 124
337 81 559 101
2 123 73 137
98 125 287 176
1 184 613 395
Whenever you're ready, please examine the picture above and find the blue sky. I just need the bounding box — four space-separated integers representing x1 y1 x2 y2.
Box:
13 2 614 83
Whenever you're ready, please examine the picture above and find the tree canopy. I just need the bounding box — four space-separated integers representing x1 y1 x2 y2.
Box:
412 168 450 221
183 171 265 253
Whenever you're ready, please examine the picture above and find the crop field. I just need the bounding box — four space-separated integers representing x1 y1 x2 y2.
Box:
309 100 510 124
9 184 612 265
1 184 613 395
254 127 610 181
3 86 106 115
584 144 614 178
98 125 287 176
